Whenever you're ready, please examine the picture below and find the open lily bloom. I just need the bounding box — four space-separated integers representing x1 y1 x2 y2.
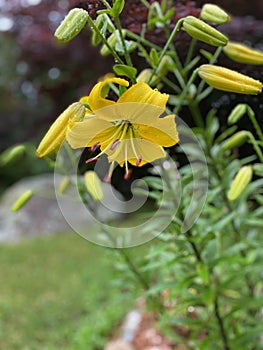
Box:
67 77 179 179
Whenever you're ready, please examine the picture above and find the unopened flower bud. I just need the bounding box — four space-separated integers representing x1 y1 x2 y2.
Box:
100 30 126 56
222 131 250 151
228 166 253 201
198 65 263 95
54 8 89 43
228 104 247 124
37 102 85 158
0 144 26 166
157 55 175 76
92 14 114 46
11 190 33 212
58 176 70 194
182 16 228 47
201 4 231 24
84 171 104 201
136 69 153 83
223 42 263 65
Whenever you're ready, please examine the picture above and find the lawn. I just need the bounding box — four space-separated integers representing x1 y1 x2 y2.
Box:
0 232 132 350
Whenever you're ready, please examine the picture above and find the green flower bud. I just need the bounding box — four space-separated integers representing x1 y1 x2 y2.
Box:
37 102 86 158
0 144 26 166
100 30 126 56
223 42 263 65
183 16 228 47
84 171 104 201
198 64 263 94
201 4 231 24
54 8 89 43
156 55 175 76
228 104 247 124
222 131 250 151
11 190 33 212
228 166 253 201
136 69 153 83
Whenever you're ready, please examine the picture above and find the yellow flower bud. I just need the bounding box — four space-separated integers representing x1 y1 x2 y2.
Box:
228 104 247 124
0 144 26 166
222 131 250 151
223 41 263 65
198 64 263 95
58 176 70 194
11 190 33 212
54 8 89 42
183 16 228 47
84 171 104 201
228 166 253 201
37 102 85 158
201 4 231 24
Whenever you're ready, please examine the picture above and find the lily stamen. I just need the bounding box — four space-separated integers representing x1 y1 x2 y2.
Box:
91 142 100 151
124 168 133 180
110 139 120 150
136 156 142 167
104 161 116 183
86 157 98 164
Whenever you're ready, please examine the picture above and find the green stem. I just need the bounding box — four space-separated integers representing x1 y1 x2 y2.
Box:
114 16 133 67
159 75 181 94
126 31 162 50
100 0 111 10
117 248 150 290
247 107 263 143
87 15 124 64
214 297 231 350
184 38 197 67
188 101 205 128
148 18 184 84
174 68 199 115
247 132 263 162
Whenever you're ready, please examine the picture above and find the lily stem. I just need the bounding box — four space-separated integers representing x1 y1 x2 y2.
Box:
148 18 184 85
86 15 124 64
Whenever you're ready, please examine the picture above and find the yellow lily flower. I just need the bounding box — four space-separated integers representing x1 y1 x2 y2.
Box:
67 77 179 179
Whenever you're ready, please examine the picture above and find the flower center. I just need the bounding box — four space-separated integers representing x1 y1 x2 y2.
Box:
87 120 142 182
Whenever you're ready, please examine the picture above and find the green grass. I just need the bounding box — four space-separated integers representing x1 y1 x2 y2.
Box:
0 233 132 350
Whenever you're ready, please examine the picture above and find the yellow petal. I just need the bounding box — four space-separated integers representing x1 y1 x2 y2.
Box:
93 102 164 123
106 138 166 166
134 114 179 147
118 82 169 109
66 118 113 148
88 77 129 111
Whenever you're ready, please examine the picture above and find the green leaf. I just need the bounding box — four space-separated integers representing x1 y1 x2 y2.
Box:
113 64 137 80
111 0 125 16
196 262 210 284
149 48 159 68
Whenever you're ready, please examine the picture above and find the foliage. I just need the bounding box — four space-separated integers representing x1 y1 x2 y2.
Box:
0 234 132 350
6 0 263 349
